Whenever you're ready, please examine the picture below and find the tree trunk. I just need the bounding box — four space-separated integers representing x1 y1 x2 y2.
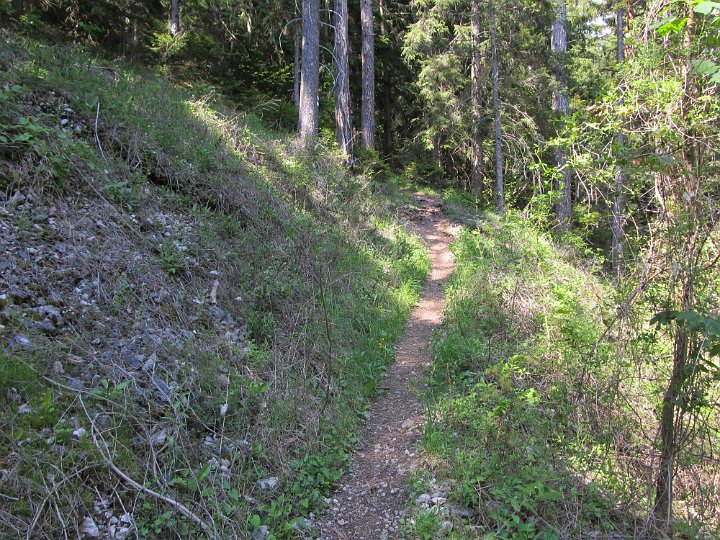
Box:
294 19 301 108
360 0 375 150
611 7 627 274
334 0 353 165
170 0 181 36
552 0 571 230
379 0 393 158
11 0 23 17
470 0 485 195
651 9 697 534
490 0 504 214
382 76 392 159
298 0 320 149
651 319 688 537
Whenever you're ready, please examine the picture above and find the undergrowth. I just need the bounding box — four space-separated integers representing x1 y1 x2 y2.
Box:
415 213 719 539
0 30 429 539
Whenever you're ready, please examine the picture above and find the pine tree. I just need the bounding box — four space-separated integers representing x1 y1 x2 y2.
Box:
551 0 571 230
298 0 320 149
360 0 375 150
334 0 353 164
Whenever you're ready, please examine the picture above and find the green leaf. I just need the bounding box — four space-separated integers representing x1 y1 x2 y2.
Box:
693 59 719 75
650 311 677 326
651 15 688 36
12 132 32 143
694 1 720 15
197 462 212 482
185 477 198 492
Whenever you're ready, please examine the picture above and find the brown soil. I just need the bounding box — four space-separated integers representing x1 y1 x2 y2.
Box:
316 195 459 540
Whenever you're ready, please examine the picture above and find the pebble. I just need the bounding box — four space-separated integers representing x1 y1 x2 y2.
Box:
67 378 84 391
149 430 168 447
67 354 84 365
17 404 32 415
80 516 101 538
142 353 156 372
10 334 32 349
448 503 474 518
33 318 57 335
252 526 269 540
257 476 278 490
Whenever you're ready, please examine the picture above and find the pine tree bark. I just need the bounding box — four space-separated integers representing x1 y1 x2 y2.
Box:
294 19 301 108
379 0 393 158
612 7 627 274
170 0 181 36
490 0 504 214
298 0 320 149
334 0 353 164
360 0 375 150
552 0 571 230
470 0 485 194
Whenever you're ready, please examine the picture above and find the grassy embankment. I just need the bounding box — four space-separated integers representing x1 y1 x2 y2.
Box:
0 32 429 539
402 205 719 539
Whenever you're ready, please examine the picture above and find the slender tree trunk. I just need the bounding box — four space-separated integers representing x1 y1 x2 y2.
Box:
298 0 320 149
382 77 392 158
651 318 687 537
612 7 627 274
11 0 23 17
170 0 181 36
360 0 375 150
379 0 393 158
552 0 571 230
651 241 696 536
431 137 440 168
294 19 301 108
334 0 353 165
651 9 697 534
490 0 504 214
470 0 485 195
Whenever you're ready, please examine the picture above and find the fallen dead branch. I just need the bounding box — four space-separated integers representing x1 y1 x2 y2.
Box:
78 396 219 540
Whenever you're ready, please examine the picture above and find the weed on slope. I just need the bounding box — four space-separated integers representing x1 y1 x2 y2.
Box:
0 31 429 539
405 212 719 539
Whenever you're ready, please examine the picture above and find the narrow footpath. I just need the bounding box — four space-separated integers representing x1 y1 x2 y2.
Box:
317 196 459 539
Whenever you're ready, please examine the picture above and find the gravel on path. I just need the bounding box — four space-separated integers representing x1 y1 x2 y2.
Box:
316 196 459 540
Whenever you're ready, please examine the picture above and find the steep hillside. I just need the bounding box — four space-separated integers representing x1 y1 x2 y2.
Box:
0 31 429 539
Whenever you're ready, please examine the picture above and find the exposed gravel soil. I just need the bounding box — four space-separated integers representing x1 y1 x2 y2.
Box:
316 195 459 540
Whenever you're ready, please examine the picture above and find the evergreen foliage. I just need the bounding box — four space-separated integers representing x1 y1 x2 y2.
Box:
1 0 719 535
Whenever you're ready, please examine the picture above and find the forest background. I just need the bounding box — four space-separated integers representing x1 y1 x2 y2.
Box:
1 0 719 538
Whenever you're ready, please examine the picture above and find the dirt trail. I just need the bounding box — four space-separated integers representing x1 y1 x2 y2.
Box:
316 196 459 540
